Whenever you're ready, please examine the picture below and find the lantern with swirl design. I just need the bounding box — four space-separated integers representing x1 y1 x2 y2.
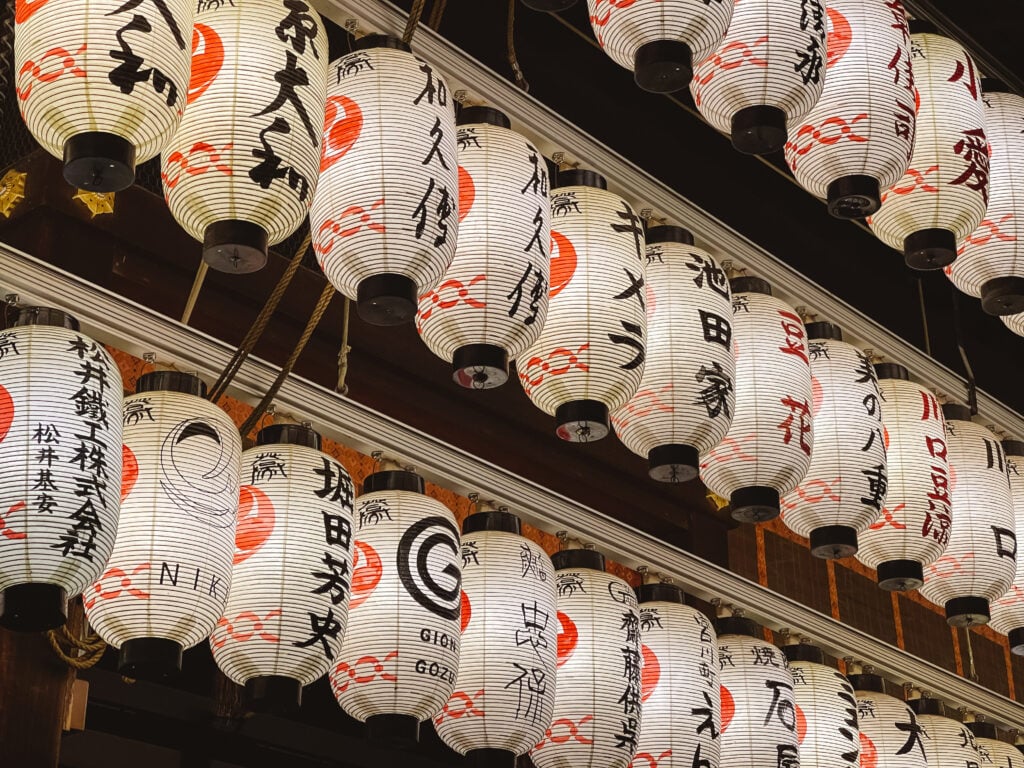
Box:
783 643 860 768
909 698 980 768
990 440 1024 653
968 720 1020 768
851 673 929 768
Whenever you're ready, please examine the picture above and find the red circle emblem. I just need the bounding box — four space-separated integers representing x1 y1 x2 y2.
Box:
458 166 475 222
234 485 276 565
321 95 363 172
549 231 578 298
556 610 578 667
350 540 383 610
826 8 852 68
460 590 472 633
640 644 660 702
120 444 139 502
0 385 13 444
188 24 224 105
720 685 735 732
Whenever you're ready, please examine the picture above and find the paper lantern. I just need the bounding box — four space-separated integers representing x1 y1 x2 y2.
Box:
310 35 458 326
867 24 990 269
856 363 950 591
85 371 241 678
946 85 1024 315
14 0 193 192
850 673 929 768
588 0 732 93
690 0 827 155
780 322 887 558
1002 312 1024 338
417 106 550 389
331 469 461 743
920 404 1016 625
700 277 814 523
783 0 915 218
715 617 799 768
634 583 720 768
161 0 327 274
909 698 979 768
968 720 1021 768
210 424 354 710
518 170 648 443
530 549 641 768
612 226 735 482
783 644 860 768
0 308 123 631
990 440 1024 653
435 510 557 767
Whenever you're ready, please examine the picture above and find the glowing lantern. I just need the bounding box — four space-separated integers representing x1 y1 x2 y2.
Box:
518 170 648 443
435 509 557 767
588 0 733 93
417 106 550 389
1002 312 1024 338
0 308 123 631
856 363 950 591
331 469 461 743
780 322 887 558
867 24 990 270
210 424 354 710
968 720 1020 768
783 0 915 218
920 404 1016 625
85 371 241 678
783 643 860 767
530 549 641 768
612 226 735 482
990 440 1024 653
635 582 720 768
850 673 929 768
310 35 458 326
700 277 814 523
910 698 980 768
14 0 193 192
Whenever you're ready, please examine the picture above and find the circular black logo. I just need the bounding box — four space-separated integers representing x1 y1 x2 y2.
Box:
397 515 461 620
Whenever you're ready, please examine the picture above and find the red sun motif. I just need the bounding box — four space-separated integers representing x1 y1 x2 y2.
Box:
188 24 223 105
460 590 471 633
457 166 475 223
321 95 363 172
825 8 852 69
859 731 878 768
120 444 138 502
640 644 660 702
549 231 578 298
556 610 578 667
234 485 276 565
795 703 807 744
15 0 53 24
0 385 13 444
810 375 823 415
350 540 383 610
720 685 735 733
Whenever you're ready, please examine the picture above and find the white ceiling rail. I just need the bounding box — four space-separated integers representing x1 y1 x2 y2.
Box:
2 243 1023 730
314 0 1024 442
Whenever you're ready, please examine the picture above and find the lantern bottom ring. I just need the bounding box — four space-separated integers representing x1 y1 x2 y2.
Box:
118 637 183 680
245 674 302 712
365 713 420 746
519 0 577 12
1007 627 1024 656
729 485 780 523
980 276 1024 316
730 105 787 156
63 132 136 193
357 273 418 326
0 582 68 632
809 525 859 560
944 596 991 627
827 175 881 219
647 443 699 483
555 399 609 442
904 228 957 271
466 748 517 768
876 559 924 591
203 221 269 275
452 344 509 389
633 40 693 94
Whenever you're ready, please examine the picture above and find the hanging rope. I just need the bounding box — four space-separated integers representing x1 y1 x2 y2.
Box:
506 0 530 92
336 296 352 396
962 626 979 682
402 0 429 44
181 261 209 325
427 0 448 30
916 277 932 357
46 625 107 670
951 285 979 415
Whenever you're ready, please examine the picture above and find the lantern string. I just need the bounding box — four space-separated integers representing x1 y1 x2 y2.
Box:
427 0 448 30
180 261 209 325
916 278 932 357
951 285 979 415
336 297 352 396
401 0 429 44
46 624 107 670
962 626 980 682
506 0 529 92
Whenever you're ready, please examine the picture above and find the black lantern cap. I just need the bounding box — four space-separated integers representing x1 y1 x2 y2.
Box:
646 225 694 246
63 131 136 193
827 175 881 219
729 276 771 295
353 34 411 52
874 362 910 381
203 220 268 274
256 423 322 450
648 444 700 483
782 643 824 665
805 321 843 342
555 169 607 190
967 721 998 740
134 370 207 398
366 713 420 747
908 19 938 35
555 399 609 443
13 307 80 330
847 673 885 693
809 526 859 559
715 616 759 638
904 228 957 270
457 106 511 129
980 277 1024 316
520 0 578 12
942 403 973 422
730 486 780 523
730 105 787 155
466 748 517 768
1010 627 1024 655
876 559 924 591
452 344 509 390
1002 440 1024 458
634 40 693 94
636 582 685 605
944 596 990 627
552 549 605 572
245 675 302 713
909 697 946 716
118 637 183 680
357 273 417 326
462 510 522 535
0 583 68 632
362 469 424 495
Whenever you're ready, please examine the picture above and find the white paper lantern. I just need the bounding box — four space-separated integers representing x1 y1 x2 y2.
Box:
161 0 327 274
920 405 1016 625
867 25 990 270
1002 313 1024 338
784 644 860 768
856 363 950 591
911 700 979 768
990 441 1024 654
588 0 732 93
700 277 814 523
781 323 887 558
0 309 123 631
783 0 915 218
434 510 557 766
85 371 241 679
310 35 458 326
518 170 648 443
416 107 550 389
635 583 720 768
14 0 193 191
852 674 929 768
331 469 461 743
612 227 735 483
210 425 354 710
716 617 799 768
531 549 642 768
968 721 1020 768
690 0 827 155
945 86 1024 315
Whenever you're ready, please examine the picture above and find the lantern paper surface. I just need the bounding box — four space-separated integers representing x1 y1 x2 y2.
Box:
990 447 1024 647
86 387 241 650
974 734 1021 768
612 236 735 481
789 659 860 767
211 443 355 687
435 528 557 756
530 562 641 768
417 114 551 388
783 0 915 218
854 688 929 768
1002 312 1024 338
331 483 462 723
0 324 123 600
867 32 990 268
915 714 980 768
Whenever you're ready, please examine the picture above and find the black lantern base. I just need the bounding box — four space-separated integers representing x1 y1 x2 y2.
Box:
945 596 990 627
357 273 417 326
63 131 136 192
730 105 787 155
1008 627 1024 656
904 228 957 270
647 443 699 483
203 220 269 274
452 343 509 389
245 675 302 712
827 175 881 219
0 583 68 632
729 485 780 523
634 40 693 93
555 399 609 443
366 713 420 746
876 559 923 591
809 525 858 560
118 637 183 680
466 748 517 768
520 0 576 10
981 276 1024 316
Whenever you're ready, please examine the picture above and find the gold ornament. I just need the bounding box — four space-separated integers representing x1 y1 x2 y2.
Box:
73 189 115 218
0 170 27 218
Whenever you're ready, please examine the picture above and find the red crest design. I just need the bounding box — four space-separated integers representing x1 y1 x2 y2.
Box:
859 732 878 768
640 644 660 702
188 24 224 105
0 385 13 443
720 684 735 732
457 165 475 223
16 0 54 24
321 95 363 171
350 540 383 609
460 589 471 633
120 444 139 502
548 230 578 298
556 610 578 667
825 8 852 68
234 485 276 565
